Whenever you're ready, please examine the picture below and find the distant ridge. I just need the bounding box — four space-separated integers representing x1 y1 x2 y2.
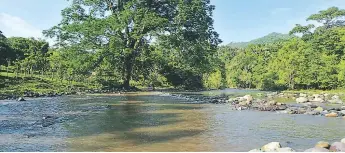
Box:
227 32 293 48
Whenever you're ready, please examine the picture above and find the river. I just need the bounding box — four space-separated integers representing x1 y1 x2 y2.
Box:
1 89 345 151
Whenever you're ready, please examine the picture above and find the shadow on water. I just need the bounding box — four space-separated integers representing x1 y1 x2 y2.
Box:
64 94 207 151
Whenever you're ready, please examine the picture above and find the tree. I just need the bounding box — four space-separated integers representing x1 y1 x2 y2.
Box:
44 0 220 89
307 7 345 28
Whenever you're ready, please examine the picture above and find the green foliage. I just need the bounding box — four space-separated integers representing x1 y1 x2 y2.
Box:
218 7 345 91
227 32 293 48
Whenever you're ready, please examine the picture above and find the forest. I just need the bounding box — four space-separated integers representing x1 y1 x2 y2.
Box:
1 1 345 94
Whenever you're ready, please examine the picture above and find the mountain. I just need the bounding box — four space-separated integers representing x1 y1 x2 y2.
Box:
227 32 293 48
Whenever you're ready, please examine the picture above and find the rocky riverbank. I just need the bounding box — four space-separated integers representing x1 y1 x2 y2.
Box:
161 91 345 119
249 138 345 152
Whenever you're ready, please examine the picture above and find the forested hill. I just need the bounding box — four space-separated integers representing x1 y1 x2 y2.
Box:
227 32 293 48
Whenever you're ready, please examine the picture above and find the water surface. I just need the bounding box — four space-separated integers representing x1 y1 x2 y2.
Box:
0 90 344 151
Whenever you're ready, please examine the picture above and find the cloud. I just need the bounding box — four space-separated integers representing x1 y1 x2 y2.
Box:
0 13 54 45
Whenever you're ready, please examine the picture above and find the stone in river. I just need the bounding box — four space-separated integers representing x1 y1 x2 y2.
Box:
325 112 338 117
330 142 345 152
296 97 308 103
261 142 281 152
17 97 26 101
315 141 330 149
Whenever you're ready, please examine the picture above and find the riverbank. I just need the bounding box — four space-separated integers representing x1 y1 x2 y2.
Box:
0 71 142 100
250 138 345 152
161 90 345 119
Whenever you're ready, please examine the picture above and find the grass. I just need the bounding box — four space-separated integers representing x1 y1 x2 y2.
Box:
0 71 98 96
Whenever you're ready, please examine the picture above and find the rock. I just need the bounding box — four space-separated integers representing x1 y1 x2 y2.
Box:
325 112 338 117
330 142 345 152
296 97 308 103
329 95 343 104
315 141 330 149
17 97 26 101
341 138 345 144
243 95 253 102
249 149 262 152
268 101 277 106
261 142 281 152
314 106 324 112
304 147 329 152
305 111 320 115
339 110 345 116
300 93 307 97
341 106 345 110
239 101 250 106
277 147 295 152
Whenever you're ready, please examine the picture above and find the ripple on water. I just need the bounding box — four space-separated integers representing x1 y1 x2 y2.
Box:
1 90 345 151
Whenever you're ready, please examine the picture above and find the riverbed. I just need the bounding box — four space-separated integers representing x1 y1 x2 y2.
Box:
1 89 344 151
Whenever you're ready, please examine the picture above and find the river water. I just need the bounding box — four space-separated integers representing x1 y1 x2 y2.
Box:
1 89 345 151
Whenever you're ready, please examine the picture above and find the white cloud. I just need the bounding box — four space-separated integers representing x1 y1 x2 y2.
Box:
0 13 54 45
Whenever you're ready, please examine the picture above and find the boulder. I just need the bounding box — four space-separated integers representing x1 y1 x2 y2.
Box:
261 142 281 152
300 93 307 97
296 97 308 103
325 112 338 117
341 106 345 110
304 147 329 152
329 95 343 104
249 149 262 152
268 101 277 106
314 106 324 112
341 138 345 144
239 101 250 106
305 111 320 115
339 110 345 116
330 142 345 152
315 141 330 149
243 95 253 102
17 97 26 101
277 147 295 152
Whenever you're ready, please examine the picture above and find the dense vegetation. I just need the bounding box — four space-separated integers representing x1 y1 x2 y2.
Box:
227 32 293 48
0 0 221 93
1 4 345 93
205 7 345 91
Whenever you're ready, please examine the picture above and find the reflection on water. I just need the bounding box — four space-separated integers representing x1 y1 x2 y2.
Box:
0 90 345 152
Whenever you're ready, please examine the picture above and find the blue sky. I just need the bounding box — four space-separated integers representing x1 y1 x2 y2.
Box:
0 0 345 45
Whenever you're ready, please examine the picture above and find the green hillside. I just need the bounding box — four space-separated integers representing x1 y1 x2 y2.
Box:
227 32 294 48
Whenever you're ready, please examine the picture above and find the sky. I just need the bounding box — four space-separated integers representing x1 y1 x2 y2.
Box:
0 0 345 45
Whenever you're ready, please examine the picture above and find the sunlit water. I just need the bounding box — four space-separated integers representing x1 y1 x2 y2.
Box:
1 90 345 151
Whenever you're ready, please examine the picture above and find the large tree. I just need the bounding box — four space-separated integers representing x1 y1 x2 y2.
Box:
44 0 220 89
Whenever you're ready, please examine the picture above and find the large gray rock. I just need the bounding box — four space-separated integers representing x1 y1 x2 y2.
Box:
329 95 343 104
305 111 320 115
310 94 325 102
304 147 329 152
341 106 345 110
339 110 345 116
261 142 281 152
296 97 308 103
330 142 345 152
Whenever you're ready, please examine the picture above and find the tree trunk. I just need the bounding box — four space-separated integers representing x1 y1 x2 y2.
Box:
123 59 133 89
